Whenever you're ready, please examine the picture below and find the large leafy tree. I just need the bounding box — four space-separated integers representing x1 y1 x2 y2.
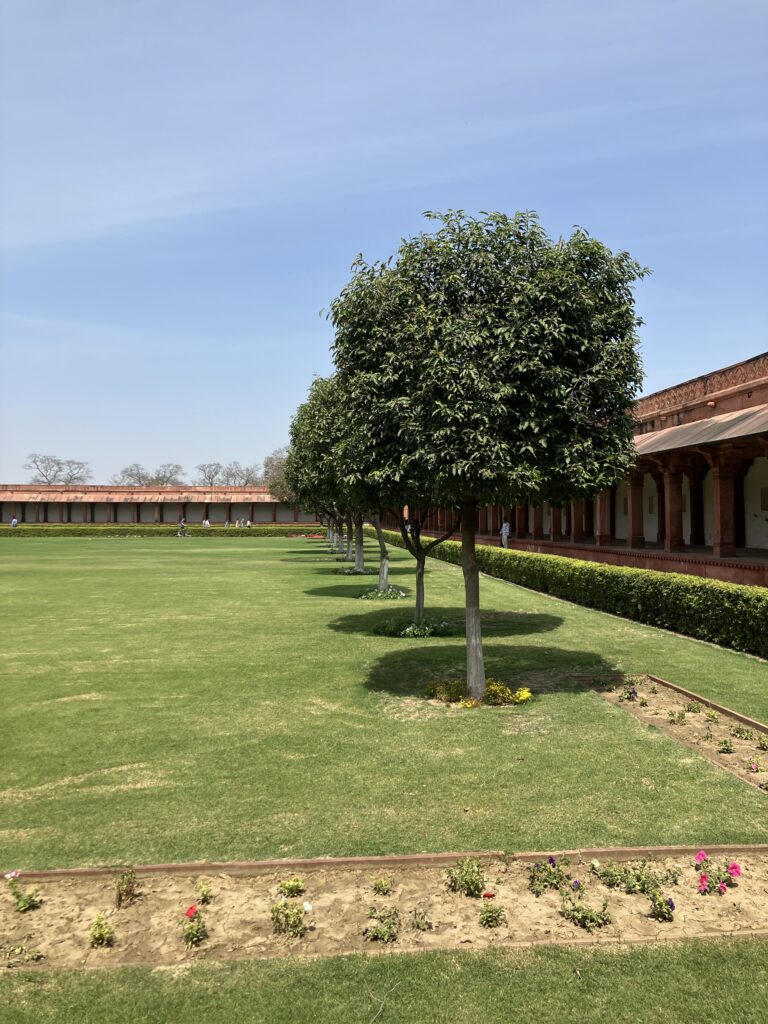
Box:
332 210 646 697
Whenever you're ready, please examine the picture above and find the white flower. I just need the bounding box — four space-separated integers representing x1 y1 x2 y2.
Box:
4 870 20 880
303 901 313 913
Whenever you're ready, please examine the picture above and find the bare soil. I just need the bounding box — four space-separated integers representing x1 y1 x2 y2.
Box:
3 852 768 971
596 675 768 791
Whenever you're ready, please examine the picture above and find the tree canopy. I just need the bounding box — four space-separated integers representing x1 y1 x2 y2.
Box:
331 210 647 695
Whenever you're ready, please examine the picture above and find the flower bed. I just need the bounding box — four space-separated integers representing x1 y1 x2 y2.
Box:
590 674 768 792
2 849 767 970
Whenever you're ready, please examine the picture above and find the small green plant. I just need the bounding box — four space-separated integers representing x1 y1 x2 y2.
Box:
4 873 42 913
683 701 701 713
667 709 686 725
648 892 676 922
446 858 485 897
619 684 639 702
179 904 208 948
426 680 467 703
639 697 649 707
705 709 720 722
560 892 611 932
114 867 140 909
718 738 735 754
197 879 213 905
277 877 305 898
410 904 433 931
589 860 680 896
731 725 754 740
479 903 506 928
371 876 394 896
746 758 764 774
364 905 399 943
1 942 44 968
359 586 406 600
270 897 308 938
528 856 571 896
757 734 768 751
705 726 714 742
650 684 659 695
89 913 116 948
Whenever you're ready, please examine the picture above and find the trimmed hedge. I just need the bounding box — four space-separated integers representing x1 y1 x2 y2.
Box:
366 527 768 660
0 525 325 539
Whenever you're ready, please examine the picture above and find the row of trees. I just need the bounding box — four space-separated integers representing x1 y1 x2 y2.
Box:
283 210 647 699
24 456 269 487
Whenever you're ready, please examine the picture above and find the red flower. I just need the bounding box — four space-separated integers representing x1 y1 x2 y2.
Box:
482 891 496 899
185 905 198 919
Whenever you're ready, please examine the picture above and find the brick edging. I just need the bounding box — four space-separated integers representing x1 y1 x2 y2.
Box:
11 844 768 882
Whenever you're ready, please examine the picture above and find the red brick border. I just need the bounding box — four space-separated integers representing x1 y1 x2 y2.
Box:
11 844 768 882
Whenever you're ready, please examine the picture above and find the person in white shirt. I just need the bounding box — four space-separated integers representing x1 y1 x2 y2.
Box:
500 516 511 548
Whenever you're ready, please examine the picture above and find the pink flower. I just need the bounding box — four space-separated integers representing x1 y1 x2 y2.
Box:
185 905 198 919
719 882 727 894
727 862 741 878
694 851 708 865
4 870 20 880
698 874 709 893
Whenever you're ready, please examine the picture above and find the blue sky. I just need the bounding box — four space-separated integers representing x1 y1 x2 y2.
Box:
1 0 766 482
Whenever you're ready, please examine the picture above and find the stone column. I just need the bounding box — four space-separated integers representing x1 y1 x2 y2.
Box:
689 475 705 546
154 503 161 524
584 499 594 538
570 499 585 543
532 505 544 539
627 472 645 548
550 505 564 541
654 475 666 545
515 505 528 539
712 467 736 558
663 463 685 551
271 503 277 523
34 504 41 523
595 490 612 546
59 502 65 523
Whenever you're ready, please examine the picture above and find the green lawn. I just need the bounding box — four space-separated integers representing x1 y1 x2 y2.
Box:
1 537 767 872
3 941 767 1024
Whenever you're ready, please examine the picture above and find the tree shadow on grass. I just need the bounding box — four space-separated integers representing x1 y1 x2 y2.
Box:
328 607 562 639
304 584 412 600
363 643 612 699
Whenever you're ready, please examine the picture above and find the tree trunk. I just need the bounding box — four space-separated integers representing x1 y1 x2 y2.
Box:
354 513 365 572
345 512 354 560
414 555 426 625
372 513 389 591
327 520 335 548
462 498 486 699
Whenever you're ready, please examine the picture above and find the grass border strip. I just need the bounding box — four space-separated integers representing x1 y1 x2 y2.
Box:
646 674 768 734
11 844 768 882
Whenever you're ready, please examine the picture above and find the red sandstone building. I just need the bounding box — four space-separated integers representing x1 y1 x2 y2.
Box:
423 353 768 586
0 486 315 527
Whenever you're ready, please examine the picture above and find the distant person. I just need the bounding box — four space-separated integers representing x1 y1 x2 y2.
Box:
500 517 511 548
202 518 210 529
10 516 18 528
224 520 230 528
178 517 188 538
246 519 251 528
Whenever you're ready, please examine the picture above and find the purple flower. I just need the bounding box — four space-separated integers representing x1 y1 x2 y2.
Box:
666 898 675 911
571 879 581 891
547 856 556 868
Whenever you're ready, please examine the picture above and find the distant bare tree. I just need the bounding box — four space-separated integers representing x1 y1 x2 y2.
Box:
194 462 224 486
26 453 91 485
221 461 262 486
263 447 294 502
111 463 185 486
